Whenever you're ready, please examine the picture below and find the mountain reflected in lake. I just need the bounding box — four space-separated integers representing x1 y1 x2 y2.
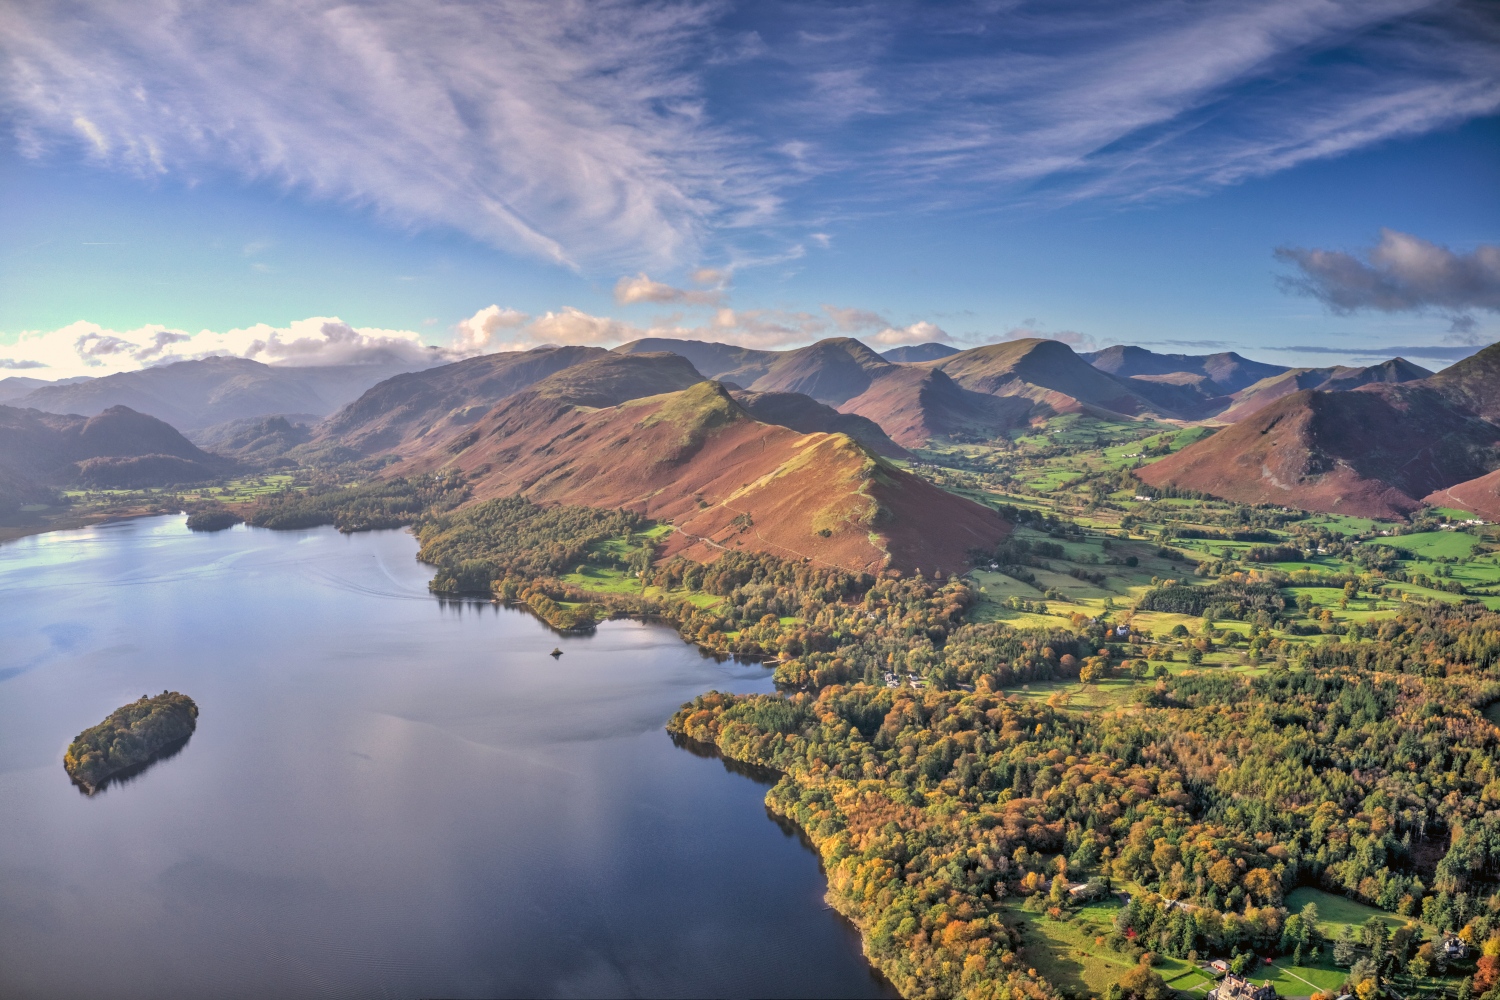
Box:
0 516 893 1000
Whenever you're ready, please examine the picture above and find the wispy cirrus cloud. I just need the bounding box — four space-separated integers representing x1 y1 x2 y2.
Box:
0 0 773 269
3 1 1496 273
758 0 1500 207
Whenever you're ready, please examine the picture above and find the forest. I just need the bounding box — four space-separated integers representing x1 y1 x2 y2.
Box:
670 600 1500 1000
63 691 199 793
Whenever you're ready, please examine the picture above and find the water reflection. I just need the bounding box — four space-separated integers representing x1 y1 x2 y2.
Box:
71 733 194 796
0 516 896 1000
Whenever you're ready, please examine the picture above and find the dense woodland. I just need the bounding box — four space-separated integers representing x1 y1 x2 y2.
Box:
246 472 469 532
63 691 199 793
671 600 1500 1000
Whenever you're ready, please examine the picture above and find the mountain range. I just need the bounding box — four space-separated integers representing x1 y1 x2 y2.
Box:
0 404 223 509
1138 344 1500 518
7 356 431 433
7 335 1492 554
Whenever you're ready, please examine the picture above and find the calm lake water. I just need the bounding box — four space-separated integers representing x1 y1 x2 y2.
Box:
0 516 893 1000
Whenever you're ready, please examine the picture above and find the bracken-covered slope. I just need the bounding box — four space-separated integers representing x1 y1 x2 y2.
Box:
14 356 425 431
394 381 1009 575
317 346 611 456
1426 468 1500 521
0 404 223 503
1137 383 1500 519
922 338 1172 418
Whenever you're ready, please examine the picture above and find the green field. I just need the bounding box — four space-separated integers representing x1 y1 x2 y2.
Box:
1367 530 1482 559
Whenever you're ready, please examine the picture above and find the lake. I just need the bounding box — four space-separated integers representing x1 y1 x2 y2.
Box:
0 516 894 1000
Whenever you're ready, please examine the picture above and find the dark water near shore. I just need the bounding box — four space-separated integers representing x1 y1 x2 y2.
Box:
0 516 893 1000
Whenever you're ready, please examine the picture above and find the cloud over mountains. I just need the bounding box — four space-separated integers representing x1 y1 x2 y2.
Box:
1276 230 1500 321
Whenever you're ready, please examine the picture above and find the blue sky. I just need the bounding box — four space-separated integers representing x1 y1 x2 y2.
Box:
1 0 1497 377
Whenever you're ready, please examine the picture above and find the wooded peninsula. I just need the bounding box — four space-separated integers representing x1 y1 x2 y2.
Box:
230 464 1500 1000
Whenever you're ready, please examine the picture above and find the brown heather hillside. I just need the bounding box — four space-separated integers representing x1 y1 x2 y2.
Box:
836 366 1033 447
393 381 1009 575
1137 385 1500 518
1426 468 1500 521
922 338 1172 418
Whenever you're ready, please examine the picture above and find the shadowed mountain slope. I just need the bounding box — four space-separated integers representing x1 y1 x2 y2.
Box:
0 404 224 502
191 415 318 465
922 339 1171 418
393 381 1008 575
613 338 778 385
1427 342 1500 422
881 343 961 363
1121 374 1234 421
744 338 894 405
1083 346 1288 393
837 367 1033 447
13 356 426 431
1216 358 1434 422
729 389 907 458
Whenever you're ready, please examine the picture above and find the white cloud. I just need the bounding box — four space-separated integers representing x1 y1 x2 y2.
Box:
453 306 531 353
0 318 442 378
823 305 891 332
1276 229 1500 317
0 0 775 270
613 273 722 305
867 320 951 347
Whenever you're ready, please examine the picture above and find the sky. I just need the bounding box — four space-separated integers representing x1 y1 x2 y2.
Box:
1 0 1497 378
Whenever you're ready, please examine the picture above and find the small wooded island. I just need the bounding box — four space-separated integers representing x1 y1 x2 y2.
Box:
64 691 198 793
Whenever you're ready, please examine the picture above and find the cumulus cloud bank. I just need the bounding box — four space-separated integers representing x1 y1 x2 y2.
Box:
0 318 441 379
3 296 1097 379
1276 230 1500 320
